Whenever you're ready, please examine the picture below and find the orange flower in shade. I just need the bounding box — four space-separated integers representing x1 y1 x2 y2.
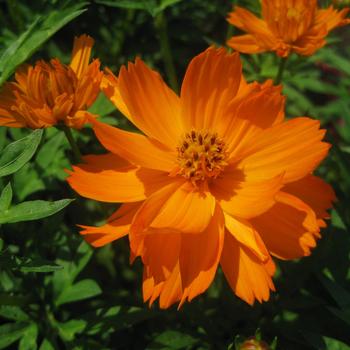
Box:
0 35 103 129
67 48 335 308
227 0 350 57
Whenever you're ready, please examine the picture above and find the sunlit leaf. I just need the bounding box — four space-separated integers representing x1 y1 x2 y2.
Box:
0 2 88 85
55 279 102 306
0 198 73 224
0 129 43 177
0 183 12 212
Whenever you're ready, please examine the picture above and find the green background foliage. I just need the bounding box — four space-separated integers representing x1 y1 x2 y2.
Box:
0 0 350 349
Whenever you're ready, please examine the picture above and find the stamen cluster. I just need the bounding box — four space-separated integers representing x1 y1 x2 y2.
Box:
176 130 228 183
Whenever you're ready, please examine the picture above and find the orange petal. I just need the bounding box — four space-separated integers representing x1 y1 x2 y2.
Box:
211 166 283 219
180 47 242 131
224 214 269 262
131 181 215 235
283 175 335 220
227 6 275 49
251 191 321 260
139 205 225 309
69 34 94 79
178 205 224 306
220 230 275 305
117 58 183 148
316 6 350 32
67 153 173 203
79 202 141 247
101 68 131 120
89 117 176 172
237 117 330 183
137 232 181 307
221 84 285 159
227 34 267 54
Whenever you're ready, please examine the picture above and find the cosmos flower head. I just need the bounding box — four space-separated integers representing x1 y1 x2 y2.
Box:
227 0 350 57
0 35 103 129
67 47 335 308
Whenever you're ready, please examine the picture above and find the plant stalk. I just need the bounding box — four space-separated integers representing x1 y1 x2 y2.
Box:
275 56 288 85
154 11 179 93
61 125 82 163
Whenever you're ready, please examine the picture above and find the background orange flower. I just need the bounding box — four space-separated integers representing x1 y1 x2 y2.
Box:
227 0 350 57
0 35 102 129
67 48 335 309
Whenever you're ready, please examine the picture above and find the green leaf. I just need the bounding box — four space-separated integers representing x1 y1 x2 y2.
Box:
318 273 350 309
52 241 93 296
36 131 65 169
55 279 102 306
0 198 73 224
0 2 88 85
0 253 63 273
0 306 29 321
0 322 28 349
56 319 87 341
88 93 117 117
0 129 43 177
86 306 158 335
95 0 156 13
39 339 55 350
0 183 12 212
0 128 7 151
323 337 350 350
147 330 198 349
158 0 184 12
18 323 38 350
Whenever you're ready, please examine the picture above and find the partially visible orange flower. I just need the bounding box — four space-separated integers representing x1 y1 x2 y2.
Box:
227 0 350 57
67 48 335 308
0 35 103 129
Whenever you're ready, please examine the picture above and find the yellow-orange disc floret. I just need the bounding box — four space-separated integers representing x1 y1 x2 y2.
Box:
0 35 103 129
67 47 335 309
227 0 350 57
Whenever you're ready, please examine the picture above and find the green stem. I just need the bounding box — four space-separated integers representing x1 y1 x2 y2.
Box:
154 11 179 93
274 56 288 85
61 125 82 163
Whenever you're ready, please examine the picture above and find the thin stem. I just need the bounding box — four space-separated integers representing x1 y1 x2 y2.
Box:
274 56 288 85
61 125 82 163
154 11 179 93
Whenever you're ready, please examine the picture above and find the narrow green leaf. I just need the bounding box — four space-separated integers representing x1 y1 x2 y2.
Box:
39 339 55 350
95 0 157 16
18 323 38 350
0 306 29 321
159 0 184 12
0 183 12 212
0 253 63 273
0 130 43 177
0 3 88 85
55 279 102 306
0 198 73 224
147 330 198 349
0 322 28 349
56 319 87 341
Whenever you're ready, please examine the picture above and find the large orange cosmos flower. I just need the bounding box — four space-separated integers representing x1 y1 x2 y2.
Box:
67 48 335 308
0 35 103 129
227 0 350 57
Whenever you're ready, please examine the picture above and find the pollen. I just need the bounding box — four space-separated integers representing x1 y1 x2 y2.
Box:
176 130 228 183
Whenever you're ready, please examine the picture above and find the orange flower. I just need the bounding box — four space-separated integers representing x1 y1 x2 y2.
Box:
67 48 335 308
227 0 350 57
0 35 103 129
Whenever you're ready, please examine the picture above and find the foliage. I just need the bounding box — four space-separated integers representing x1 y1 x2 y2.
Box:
0 0 350 349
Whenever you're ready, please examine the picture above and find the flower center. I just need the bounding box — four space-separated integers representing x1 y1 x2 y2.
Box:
176 130 228 183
